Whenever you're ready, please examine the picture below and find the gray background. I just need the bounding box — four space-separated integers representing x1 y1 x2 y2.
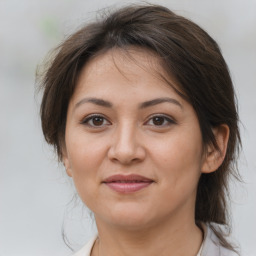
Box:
0 0 255 255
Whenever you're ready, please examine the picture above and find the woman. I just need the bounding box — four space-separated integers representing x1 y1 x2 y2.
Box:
39 4 241 256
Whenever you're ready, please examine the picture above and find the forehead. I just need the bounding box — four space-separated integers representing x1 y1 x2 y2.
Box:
82 48 161 81
73 48 183 98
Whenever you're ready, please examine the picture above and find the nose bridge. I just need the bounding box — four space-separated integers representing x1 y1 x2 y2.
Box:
108 120 145 164
117 121 136 150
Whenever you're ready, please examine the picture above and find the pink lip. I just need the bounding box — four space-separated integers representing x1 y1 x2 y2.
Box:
103 174 154 193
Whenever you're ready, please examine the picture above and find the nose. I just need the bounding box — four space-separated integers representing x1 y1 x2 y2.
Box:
107 122 146 165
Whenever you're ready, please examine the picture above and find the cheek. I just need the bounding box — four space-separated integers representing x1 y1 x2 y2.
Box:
151 129 203 165
65 132 108 203
67 131 107 171
149 130 203 190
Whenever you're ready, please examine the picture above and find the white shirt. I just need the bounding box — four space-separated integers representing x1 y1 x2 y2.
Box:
72 224 238 256
199 224 238 256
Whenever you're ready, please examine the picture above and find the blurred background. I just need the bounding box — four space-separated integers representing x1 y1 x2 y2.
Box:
0 0 255 255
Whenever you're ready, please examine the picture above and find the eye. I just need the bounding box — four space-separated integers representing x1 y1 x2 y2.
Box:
81 114 111 128
145 115 176 127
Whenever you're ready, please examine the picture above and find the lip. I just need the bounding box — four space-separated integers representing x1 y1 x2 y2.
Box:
103 174 154 193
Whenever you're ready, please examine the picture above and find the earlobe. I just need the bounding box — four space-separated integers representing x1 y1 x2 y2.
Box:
201 124 230 174
62 150 73 177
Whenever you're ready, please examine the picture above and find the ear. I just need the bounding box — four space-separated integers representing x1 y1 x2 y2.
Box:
201 124 230 174
62 148 73 177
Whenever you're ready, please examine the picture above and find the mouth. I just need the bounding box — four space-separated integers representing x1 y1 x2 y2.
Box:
103 174 154 193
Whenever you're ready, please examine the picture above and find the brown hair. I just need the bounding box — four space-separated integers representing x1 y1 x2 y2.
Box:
39 4 240 252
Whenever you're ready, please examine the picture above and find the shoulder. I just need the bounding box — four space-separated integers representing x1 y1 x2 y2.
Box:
71 234 98 256
201 223 239 256
70 225 240 256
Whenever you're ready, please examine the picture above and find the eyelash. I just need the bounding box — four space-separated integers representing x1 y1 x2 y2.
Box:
144 114 176 127
81 114 111 128
80 114 176 128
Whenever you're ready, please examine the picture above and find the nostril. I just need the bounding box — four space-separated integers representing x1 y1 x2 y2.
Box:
107 127 146 164
107 143 146 165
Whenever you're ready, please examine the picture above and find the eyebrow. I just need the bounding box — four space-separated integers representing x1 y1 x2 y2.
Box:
139 97 183 109
75 97 113 109
74 97 183 110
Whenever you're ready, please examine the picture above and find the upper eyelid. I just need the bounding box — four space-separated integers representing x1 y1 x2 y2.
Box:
80 113 176 124
145 114 176 123
81 114 111 124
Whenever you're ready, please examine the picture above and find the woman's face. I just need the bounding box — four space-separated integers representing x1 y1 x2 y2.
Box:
63 49 209 230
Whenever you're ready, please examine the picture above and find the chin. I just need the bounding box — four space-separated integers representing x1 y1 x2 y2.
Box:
111 217 152 231
97 206 155 230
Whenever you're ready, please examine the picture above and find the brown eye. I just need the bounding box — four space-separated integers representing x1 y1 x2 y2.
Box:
152 116 165 126
145 115 176 127
92 116 104 126
82 115 111 128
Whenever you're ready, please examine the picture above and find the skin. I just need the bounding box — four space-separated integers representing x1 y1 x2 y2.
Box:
63 49 229 256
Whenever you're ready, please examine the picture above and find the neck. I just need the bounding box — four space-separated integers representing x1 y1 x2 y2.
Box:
92 216 203 256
